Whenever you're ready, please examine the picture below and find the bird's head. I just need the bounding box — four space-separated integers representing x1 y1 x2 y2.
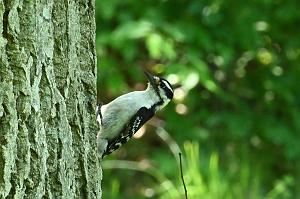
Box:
144 71 173 109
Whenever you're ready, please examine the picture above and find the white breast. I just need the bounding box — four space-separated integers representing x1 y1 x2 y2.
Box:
99 90 158 139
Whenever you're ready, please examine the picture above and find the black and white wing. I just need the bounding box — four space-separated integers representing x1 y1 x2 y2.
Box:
102 107 155 157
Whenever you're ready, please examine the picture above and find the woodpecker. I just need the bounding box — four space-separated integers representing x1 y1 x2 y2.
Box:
97 71 173 158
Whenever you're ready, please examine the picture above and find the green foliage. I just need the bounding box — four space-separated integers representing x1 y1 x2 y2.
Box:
101 141 294 199
96 0 300 198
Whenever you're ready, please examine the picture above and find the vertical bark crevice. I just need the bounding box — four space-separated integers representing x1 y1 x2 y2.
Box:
2 0 9 40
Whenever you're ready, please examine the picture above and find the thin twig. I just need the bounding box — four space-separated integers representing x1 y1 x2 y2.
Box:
179 153 188 199
155 127 182 163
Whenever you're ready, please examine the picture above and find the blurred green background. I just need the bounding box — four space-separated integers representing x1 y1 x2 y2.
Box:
96 0 300 198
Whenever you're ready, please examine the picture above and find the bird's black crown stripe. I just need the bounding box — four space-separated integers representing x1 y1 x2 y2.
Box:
160 78 174 99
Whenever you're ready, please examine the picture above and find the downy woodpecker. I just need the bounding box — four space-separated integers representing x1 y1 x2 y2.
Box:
97 71 173 158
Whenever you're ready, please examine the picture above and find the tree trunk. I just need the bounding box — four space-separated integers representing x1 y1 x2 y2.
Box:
0 0 102 198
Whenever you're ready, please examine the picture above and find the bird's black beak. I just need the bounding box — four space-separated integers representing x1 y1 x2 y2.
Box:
144 71 159 88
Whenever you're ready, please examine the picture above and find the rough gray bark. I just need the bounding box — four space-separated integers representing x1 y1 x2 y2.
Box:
0 0 102 198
